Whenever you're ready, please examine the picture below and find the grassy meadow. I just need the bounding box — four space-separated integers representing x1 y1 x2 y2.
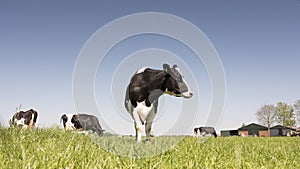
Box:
0 127 299 169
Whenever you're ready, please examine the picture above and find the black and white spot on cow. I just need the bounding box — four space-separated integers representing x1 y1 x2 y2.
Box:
125 64 193 142
9 109 38 129
194 126 217 138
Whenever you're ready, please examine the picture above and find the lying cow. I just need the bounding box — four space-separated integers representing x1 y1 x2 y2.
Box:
194 127 217 138
125 64 193 142
9 109 38 129
60 114 104 136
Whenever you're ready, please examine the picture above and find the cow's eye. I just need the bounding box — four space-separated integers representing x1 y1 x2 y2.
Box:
173 90 181 94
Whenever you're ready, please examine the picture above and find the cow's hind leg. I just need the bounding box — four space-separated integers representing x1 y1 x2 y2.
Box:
145 121 152 142
28 113 35 129
145 106 156 142
28 119 34 129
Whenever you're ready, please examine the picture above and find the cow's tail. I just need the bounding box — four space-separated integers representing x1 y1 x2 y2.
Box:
32 110 38 123
92 117 104 136
124 85 130 112
96 128 104 136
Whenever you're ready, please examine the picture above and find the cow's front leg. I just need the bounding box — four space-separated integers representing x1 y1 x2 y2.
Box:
132 110 143 143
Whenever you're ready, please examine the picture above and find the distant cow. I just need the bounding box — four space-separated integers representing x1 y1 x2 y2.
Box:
194 127 217 138
60 114 104 136
125 64 193 142
9 109 38 129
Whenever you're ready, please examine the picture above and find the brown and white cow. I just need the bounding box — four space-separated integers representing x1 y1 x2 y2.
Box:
9 109 38 129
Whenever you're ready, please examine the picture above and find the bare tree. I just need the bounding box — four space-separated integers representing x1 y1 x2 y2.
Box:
256 104 276 136
293 99 300 125
276 102 295 128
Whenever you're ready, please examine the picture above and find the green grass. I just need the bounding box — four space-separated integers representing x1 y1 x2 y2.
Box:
0 128 299 169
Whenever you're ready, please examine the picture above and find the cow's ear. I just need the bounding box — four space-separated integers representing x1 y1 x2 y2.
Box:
172 64 178 69
163 64 171 72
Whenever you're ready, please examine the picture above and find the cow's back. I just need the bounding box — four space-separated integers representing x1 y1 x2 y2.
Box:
77 114 103 136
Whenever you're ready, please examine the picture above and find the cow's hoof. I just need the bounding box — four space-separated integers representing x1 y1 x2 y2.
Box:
144 138 151 143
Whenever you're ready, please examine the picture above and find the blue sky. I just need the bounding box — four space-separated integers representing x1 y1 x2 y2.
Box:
1 0 300 135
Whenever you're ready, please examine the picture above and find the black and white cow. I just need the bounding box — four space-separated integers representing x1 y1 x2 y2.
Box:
194 127 217 138
125 64 193 142
60 114 104 136
9 109 38 129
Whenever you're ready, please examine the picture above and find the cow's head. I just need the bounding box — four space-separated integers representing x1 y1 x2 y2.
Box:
71 114 82 129
61 114 75 130
9 109 38 129
61 114 82 130
163 64 193 98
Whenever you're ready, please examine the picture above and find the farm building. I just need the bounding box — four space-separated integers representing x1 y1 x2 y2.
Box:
238 123 268 137
221 123 298 137
270 125 296 136
220 130 239 137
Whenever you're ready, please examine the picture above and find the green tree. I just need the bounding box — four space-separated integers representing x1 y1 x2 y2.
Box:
255 104 276 136
293 99 300 125
276 102 295 128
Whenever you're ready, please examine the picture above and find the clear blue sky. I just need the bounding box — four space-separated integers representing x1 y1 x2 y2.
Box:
1 0 300 135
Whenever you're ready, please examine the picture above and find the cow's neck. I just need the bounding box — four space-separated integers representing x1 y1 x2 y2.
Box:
161 74 172 92
144 71 170 106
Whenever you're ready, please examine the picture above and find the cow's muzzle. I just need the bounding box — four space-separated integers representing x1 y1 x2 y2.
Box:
182 91 193 98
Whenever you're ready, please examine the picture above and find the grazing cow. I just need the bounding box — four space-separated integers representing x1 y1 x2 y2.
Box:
60 114 104 136
125 64 193 142
194 127 217 138
9 109 38 129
